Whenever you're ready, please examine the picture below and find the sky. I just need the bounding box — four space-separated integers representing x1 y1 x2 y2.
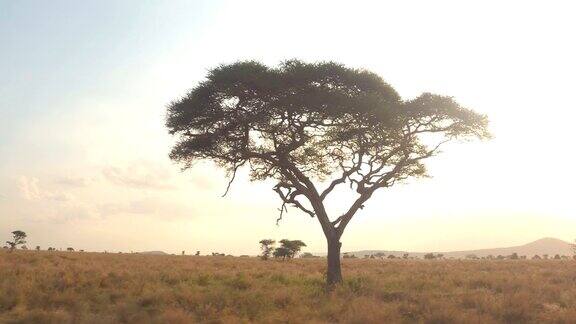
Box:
1 0 575 255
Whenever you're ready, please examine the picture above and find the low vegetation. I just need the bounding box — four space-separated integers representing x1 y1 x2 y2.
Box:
2 250 576 323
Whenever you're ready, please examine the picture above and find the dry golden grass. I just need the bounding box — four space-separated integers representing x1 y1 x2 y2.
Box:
1 250 576 323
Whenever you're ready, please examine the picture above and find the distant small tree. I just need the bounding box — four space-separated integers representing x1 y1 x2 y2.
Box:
67 247 74 252
543 254 549 260
35 246 40 251
509 252 519 260
466 254 478 260
259 239 276 260
278 239 307 259
300 252 315 258
424 253 435 260
554 254 561 260
21 245 28 250
273 246 291 260
387 255 396 259
403 253 409 259
532 255 541 260
436 254 444 259
6 231 27 252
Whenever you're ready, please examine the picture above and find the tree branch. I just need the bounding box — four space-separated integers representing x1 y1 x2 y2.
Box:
273 182 315 224
221 161 246 197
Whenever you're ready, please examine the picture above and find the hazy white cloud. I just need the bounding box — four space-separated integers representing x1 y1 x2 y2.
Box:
55 176 92 187
50 203 100 223
102 163 175 190
97 198 193 220
18 176 73 202
189 172 220 191
45 192 73 202
18 176 41 200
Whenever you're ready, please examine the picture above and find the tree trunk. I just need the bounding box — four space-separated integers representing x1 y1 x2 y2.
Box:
326 236 342 287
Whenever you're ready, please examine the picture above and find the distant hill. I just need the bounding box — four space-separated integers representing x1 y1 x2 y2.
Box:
343 237 574 258
138 251 168 255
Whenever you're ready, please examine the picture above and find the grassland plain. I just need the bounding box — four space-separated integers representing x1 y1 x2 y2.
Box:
1 251 576 323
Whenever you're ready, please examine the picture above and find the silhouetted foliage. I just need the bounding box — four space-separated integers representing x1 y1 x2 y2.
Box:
6 230 26 252
195 251 200 256
35 246 40 251
259 239 275 260
166 60 490 286
510 252 519 260
424 253 436 260
300 252 315 258
67 247 74 252
279 239 306 258
273 247 291 260
374 252 386 258
272 239 306 260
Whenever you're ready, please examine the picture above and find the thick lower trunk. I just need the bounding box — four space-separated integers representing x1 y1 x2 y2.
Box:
326 237 342 287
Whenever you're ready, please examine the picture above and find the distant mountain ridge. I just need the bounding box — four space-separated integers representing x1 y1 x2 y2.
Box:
343 237 574 258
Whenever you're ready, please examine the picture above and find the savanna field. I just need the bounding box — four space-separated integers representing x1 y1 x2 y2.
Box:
2 251 576 324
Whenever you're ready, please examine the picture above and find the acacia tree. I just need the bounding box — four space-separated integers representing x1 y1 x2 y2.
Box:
166 60 489 286
259 239 275 260
279 239 307 258
6 230 27 252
